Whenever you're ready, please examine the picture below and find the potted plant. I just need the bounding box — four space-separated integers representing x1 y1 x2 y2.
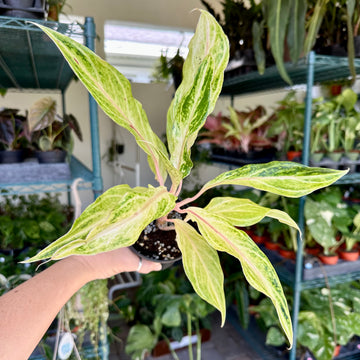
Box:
28 97 82 163
305 187 353 264
267 91 304 160
198 105 276 164
254 282 360 360
338 212 360 261
24 11 348 349
125 265 214 360
0 108 30 163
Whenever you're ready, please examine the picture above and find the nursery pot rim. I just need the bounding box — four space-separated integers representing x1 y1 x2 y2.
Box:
130 245 182 270
318 253 339 265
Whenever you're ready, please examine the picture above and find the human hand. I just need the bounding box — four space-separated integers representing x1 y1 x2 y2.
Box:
65 247 162 283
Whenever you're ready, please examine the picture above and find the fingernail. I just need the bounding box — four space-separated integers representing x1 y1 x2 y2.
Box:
154 263 162 271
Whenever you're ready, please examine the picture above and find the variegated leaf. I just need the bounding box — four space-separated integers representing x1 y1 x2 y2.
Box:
205 197 300 235
173 219 226 325
25 185 176 261
186 206 293 347
201 161 347 198
35 23 170 185
167 10 229 183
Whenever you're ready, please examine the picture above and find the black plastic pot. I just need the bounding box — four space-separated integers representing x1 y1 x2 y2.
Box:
0 0 45 19
35 149 66 163
0 149 24 163
130 220 182 270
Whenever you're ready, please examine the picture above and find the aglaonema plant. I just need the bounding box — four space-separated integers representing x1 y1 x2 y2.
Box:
25 11 348 348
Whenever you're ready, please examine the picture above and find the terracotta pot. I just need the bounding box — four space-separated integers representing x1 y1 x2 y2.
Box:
333 344 341 357
286 151 302 162
338 249 359 262
278 248 296 260
305 247 321 256
252 235 266 244
264 240 280 251
318 253 339 265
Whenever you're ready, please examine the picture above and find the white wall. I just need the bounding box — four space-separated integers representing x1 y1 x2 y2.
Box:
1 0 288 208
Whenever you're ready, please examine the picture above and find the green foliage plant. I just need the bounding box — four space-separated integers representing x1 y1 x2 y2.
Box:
25 11 349 348
267 91 305 155
29 97 82 153
254 282 360 360
125 266 214 360
304 187 354 255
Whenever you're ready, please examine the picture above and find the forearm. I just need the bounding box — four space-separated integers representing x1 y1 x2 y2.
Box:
0 247 160 360
0 257 90 360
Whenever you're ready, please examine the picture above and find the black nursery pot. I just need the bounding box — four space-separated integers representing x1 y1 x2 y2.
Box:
131 220 182 270
35 150 66 163
0 149 24 163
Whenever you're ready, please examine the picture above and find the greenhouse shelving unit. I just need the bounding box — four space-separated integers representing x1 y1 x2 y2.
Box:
221 53 360 360
0 15 107 360
0 15 103 198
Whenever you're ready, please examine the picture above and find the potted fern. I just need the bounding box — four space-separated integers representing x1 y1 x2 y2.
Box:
24 11 348 349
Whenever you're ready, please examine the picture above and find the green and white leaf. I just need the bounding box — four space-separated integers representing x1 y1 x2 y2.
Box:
35 23 170 184
125 324 157 360
25 185 176 261
167 10 229 183
201 161 348 198
205 197 300 235
173 219 226 325
186 207 293 347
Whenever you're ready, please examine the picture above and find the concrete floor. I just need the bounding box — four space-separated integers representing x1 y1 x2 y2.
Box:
108 312 262 360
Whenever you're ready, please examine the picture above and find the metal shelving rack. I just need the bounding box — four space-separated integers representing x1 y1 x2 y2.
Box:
0 15 103 198
221 53 360 360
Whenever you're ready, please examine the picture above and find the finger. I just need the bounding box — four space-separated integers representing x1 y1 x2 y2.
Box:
138 258 162 274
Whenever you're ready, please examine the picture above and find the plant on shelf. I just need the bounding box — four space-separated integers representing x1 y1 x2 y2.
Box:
0 108 30 163
267 91 304 160
125 265 214 360
338 211 360 261
29 96 82 163
304 187 355 264
315 88 360 162
253 282 360 360
24 11 349 350
0 192 72 253
198 105 276 162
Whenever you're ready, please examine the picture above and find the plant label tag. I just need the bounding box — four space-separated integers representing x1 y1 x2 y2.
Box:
58 332 74 360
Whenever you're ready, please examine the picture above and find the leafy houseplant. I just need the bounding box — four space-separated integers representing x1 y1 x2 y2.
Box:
25 11 349 348
29 96 82 163
267 91 304 159
253 282 360 360
0 108 30 163
125 265 214 360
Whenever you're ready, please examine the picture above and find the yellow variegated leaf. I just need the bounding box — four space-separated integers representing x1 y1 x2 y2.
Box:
205 197 300 235
202 161 348 198
186 206 293 347
25 185 176 261
34 23 170 185
167 10 229 183
173 219 226 325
